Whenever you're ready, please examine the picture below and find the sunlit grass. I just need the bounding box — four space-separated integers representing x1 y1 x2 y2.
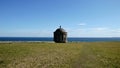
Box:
0 42 120 68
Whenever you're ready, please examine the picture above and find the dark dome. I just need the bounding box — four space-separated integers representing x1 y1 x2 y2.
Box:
55 28 66 33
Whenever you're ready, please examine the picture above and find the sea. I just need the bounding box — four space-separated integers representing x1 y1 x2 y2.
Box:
0 37 120 42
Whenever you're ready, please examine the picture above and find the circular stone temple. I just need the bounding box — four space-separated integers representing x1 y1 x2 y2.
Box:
53 26 67 43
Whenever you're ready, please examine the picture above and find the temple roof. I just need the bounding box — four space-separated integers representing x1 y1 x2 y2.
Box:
54 26 66 33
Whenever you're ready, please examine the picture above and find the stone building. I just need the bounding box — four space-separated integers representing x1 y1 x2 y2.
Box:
53 26 67 43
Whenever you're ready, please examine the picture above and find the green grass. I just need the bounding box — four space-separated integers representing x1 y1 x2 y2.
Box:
0 42 120 68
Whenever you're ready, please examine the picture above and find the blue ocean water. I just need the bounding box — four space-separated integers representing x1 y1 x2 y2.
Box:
0 37 120 42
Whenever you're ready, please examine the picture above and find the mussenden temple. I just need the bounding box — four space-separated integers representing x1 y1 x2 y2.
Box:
53 26 67 43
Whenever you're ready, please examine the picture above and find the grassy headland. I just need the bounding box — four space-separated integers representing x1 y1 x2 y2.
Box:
0 42 120 68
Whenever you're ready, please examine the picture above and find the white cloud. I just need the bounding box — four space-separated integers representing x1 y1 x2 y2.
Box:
92 27 108 31
78 23 86 26
112 29 120 33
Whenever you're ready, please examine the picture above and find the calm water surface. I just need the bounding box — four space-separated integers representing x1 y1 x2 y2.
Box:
0 37 120 42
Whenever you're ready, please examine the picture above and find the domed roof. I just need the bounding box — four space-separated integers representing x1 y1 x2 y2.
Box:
56 28 66 32
54 26 66 33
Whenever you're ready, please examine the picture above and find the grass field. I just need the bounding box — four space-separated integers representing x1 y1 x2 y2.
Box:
0 42 120 68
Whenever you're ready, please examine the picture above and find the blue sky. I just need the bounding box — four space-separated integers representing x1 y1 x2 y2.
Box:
0 0 120 37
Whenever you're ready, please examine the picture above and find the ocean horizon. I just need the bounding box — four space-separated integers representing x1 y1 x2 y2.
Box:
0 37 120 42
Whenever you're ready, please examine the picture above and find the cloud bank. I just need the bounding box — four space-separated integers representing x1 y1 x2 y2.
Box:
67 27 120 37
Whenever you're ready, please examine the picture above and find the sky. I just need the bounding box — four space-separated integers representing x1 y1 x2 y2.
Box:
0 0 120 37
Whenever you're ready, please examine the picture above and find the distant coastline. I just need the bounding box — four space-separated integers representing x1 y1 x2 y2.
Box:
0 37 120 42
